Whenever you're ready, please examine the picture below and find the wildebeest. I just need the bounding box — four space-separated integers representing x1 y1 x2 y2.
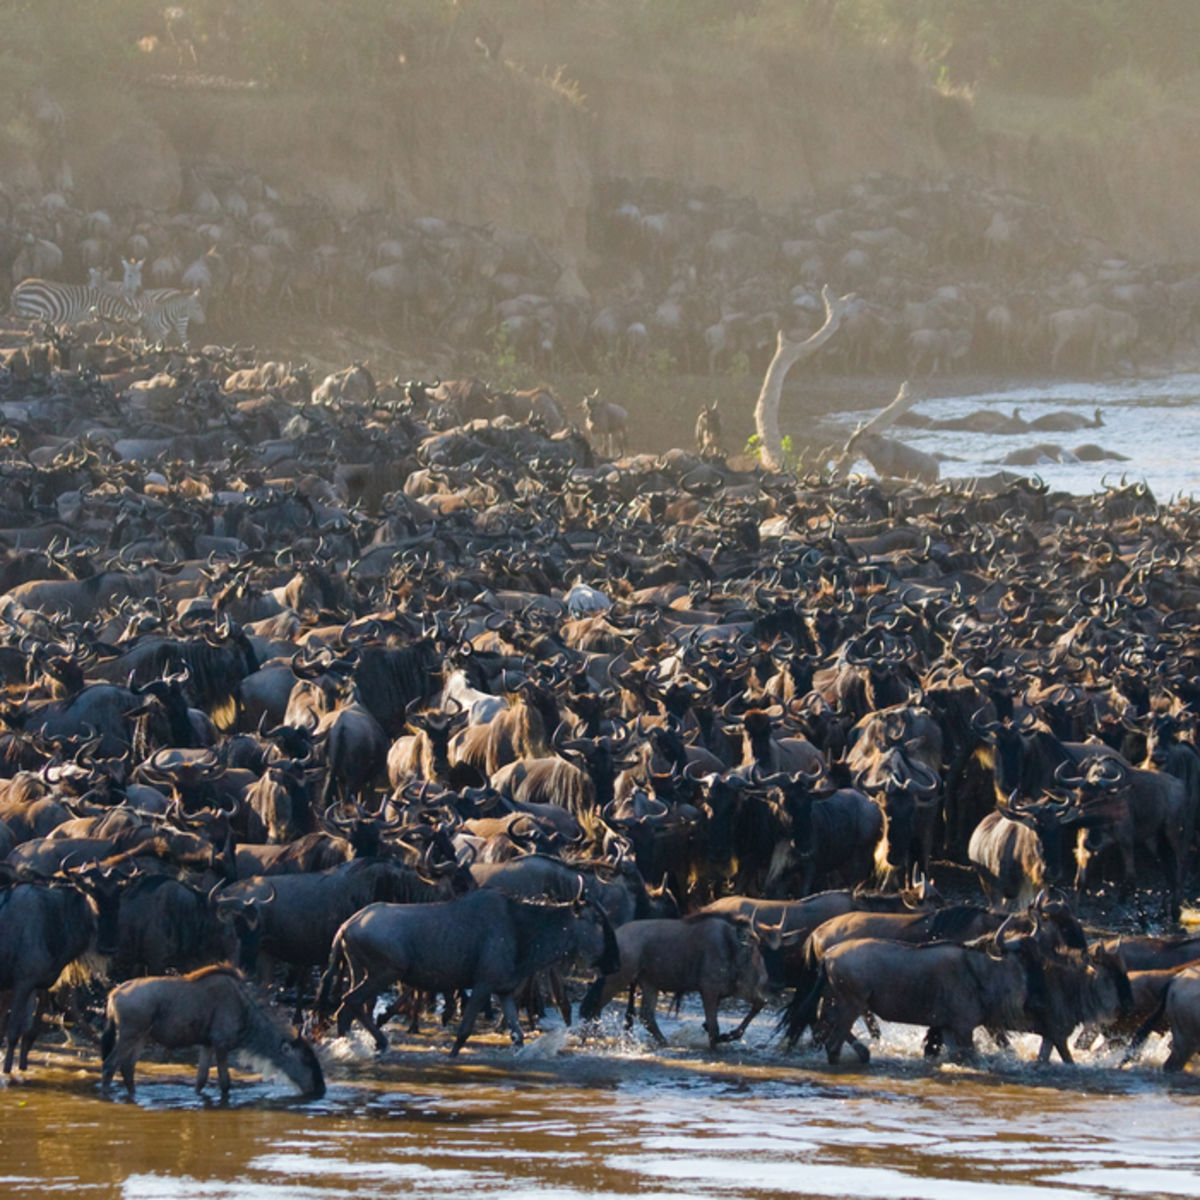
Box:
701 882 941 987
100 964 325 1096
796 925 1128 1065
847 430 940 484
0 871 124 1072
799 934 1027 1062
1129 963 1200 1072
968 799 1077 909
317 888 619 1055
211 857 455 1016
578 914 771 1047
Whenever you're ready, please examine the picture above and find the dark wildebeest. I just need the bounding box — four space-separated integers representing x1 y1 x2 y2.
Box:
317 888 619 1055
211 858 458 1019
778 902 1008 1048
100 964 324 1097
1129 964 1200 1072
0 871 124 1072
578 914 771 1048
700 881 941 988
797 926 1128 1065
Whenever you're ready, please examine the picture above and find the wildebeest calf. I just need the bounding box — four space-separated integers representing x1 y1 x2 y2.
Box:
100 964 324 1097
579 914 770 1047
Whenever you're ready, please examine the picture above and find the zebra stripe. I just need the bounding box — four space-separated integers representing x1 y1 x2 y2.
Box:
132 288 206 345
9 278 140 326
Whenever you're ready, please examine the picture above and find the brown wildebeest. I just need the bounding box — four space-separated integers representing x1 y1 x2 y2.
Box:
100 964 324 1097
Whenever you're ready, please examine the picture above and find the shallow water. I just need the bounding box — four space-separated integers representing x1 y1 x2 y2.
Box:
5 1009 1200 1200
826 373 1200 498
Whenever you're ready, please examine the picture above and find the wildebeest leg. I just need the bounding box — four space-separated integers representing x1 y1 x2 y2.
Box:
718 1000 763 1043
548 969 571 1026
374 986 415 1033
637 985 668 1046
827 1004 870 1064
451 985 493 1056
336 979 389 1051
1164 1030 1193 1072
842 1028 871 1064
196 1047 212 1093
498 992 525 1048
110 1033 147 1096
863 1012 882 1039
1038 1035 1073 1065
945 1027 978 1063
623 982 637 1031
700 987 723 1048
924 1027 944 1058
216 1048 232 1094
3 985 36 1073
18 993 44 1071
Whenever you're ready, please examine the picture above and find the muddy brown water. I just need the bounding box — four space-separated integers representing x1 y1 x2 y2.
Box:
4 1010 1200 1200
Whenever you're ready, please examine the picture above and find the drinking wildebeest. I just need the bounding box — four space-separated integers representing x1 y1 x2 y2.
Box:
100 964 325 1097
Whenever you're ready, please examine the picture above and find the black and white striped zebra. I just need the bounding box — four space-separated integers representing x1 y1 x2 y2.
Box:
89 265 206 345
133 288 207 345
9 277 140 326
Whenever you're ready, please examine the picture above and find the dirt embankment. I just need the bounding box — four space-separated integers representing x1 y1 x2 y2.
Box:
48 24 1200 271
11 19 1200 456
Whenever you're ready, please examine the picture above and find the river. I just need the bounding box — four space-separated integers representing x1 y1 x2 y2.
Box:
823 373 1200 498
4 1011 1200 1200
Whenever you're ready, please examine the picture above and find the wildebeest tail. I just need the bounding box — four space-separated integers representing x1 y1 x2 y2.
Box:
593 902 620 975
100 1014 116 1063
314 934 347 1020
778 966 826 1049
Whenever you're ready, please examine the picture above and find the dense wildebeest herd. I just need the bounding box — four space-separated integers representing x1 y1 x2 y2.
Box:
6 135 1200 379
5 308 1200 1101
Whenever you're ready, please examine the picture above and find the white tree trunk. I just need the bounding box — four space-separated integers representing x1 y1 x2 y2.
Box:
832 381 920 478
753 285 854 470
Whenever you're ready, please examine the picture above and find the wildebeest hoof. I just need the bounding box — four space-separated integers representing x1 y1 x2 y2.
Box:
852 1043 871 1064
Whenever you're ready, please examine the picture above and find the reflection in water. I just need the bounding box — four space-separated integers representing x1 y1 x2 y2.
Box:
3 1020 1200 1200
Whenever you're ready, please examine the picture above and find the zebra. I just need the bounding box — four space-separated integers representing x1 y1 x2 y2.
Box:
132 288 207 345
9 277 140 326
89 267 206 345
